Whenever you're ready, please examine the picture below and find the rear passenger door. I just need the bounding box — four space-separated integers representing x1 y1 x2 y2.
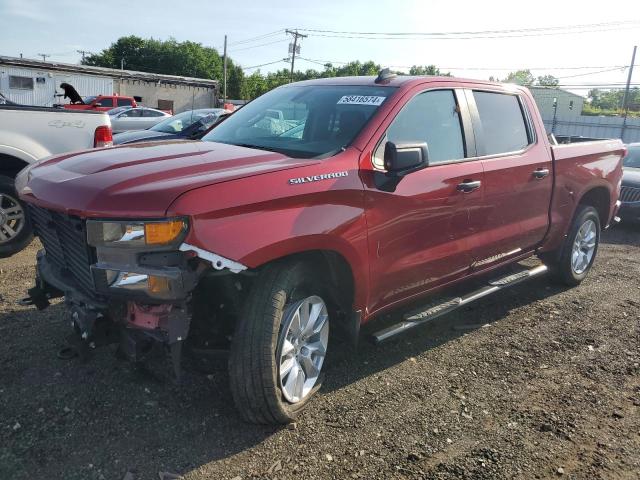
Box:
466 89 552 268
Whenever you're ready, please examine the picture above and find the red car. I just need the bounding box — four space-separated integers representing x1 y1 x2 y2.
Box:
17 72 624 424
63 94 138 112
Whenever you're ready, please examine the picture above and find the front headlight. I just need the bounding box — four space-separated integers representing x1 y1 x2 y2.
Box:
87 218 188 248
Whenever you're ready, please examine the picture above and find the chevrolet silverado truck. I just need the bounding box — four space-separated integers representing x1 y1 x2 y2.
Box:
16 71 624 424
0 104 112 257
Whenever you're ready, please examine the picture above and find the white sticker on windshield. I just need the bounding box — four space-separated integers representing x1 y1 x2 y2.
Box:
337 95 385 106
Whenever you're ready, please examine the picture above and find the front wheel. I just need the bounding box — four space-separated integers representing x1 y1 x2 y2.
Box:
0 175 33 258
228 260 330 424
543 205 600 286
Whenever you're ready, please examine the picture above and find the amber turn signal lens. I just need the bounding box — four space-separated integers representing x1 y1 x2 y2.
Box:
144 220 185 245
148 275 171 295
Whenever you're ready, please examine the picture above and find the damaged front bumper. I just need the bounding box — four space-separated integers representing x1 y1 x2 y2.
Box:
24 240 247 377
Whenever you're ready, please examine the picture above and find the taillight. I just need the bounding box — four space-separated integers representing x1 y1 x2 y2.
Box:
94 125 113 148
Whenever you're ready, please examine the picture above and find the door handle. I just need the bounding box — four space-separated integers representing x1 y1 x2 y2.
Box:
456 180 482 193
533 168 550 179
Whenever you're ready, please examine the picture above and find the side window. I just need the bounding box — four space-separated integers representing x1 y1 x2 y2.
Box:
121 109 142 117
9 75 34 90
472 91 531 155
373 90 465 168
97 97 113 107
117 98 133 107
143 109 164 117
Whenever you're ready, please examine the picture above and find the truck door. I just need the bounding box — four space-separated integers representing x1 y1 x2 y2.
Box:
466 89 553 267
361 87 485 315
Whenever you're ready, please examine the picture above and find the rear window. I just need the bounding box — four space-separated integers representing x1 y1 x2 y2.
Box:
97 97 113 107
473 91 531 155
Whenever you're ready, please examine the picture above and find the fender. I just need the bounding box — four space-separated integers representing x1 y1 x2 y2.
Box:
166 148 371 312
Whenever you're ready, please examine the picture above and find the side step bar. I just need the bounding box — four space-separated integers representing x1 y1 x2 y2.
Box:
372 264 548 343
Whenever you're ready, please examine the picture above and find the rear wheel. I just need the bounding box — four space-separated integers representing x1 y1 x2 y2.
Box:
543 205 600 286
0 175 33 258
228 260 330 424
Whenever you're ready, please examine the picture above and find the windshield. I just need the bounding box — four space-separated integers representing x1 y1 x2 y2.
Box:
623 145 640 168
151 110 221 133
202 85 397 158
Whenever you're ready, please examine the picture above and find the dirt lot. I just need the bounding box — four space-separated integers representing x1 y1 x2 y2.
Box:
1 226 639 480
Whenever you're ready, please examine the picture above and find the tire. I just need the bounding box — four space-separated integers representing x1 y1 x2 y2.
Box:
229 260 331 424
0 175 33 258
543 205 600 286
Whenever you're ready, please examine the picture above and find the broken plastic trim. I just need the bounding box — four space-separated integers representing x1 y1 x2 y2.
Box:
179 243 247 273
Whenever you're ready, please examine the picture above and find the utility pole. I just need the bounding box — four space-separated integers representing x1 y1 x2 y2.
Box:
120 58 125 71
223 35 228 104
77 50 91 62
622 45 637 113
621 45 637 143
285 29 307 82
37 53 50 62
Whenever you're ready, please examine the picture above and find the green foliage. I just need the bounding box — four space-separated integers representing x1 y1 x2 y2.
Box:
582 103 640 117
588 87 640 111
83 35 245 98
503 69 535 86
537 75 559 87
408 65 451 76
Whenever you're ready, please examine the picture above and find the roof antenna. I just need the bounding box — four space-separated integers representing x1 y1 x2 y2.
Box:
375 68 397 84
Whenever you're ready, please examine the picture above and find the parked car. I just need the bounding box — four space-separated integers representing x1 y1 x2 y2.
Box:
113 109 230 145
17 73 624 424
108 107 172 133
63 94 138 112
619 143 640 223
0 104 112 257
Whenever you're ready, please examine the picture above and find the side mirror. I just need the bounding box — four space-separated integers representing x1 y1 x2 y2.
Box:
384 141 429 177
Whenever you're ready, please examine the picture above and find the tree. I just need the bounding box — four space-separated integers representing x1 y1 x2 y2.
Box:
537 75 559 87
503 69 535 86
409 65 451 76
83 36 244 99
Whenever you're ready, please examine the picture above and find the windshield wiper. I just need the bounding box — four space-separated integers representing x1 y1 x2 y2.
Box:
232 143 285 154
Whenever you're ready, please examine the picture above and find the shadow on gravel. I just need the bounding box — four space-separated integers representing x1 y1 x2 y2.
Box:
601 223 640 246
0 263 571 479
322 273 569 398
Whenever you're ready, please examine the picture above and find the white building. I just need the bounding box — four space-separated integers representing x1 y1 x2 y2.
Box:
0 55 219 113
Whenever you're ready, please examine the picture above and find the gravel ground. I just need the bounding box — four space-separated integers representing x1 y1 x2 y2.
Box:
1 226 639 480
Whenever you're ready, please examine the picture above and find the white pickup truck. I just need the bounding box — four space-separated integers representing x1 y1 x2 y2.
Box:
0 104 112 256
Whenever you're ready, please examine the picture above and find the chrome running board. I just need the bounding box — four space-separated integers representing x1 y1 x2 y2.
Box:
372 264 548 343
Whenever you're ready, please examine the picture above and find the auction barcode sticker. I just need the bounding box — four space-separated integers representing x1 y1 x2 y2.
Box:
337 95 386 106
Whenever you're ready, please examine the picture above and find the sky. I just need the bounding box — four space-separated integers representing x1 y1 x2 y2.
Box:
0 0 638 97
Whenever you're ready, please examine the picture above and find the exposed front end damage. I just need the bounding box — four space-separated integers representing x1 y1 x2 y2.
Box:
21 205 248 378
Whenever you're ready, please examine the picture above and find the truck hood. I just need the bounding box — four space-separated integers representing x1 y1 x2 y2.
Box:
21 141 313 217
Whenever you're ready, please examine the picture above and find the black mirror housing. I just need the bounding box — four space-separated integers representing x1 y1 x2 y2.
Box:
384 141 429 177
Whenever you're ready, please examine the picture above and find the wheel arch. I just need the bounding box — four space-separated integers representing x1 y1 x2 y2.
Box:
0 153 31 179
577 185 610 227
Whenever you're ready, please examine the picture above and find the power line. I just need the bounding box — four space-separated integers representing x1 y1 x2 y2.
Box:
298 20 640 37
228 30 286 46
228 38 289 53
243 59 288 70
298 57 635 71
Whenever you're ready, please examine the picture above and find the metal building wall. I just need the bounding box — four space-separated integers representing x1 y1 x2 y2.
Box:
530 88 585 118
0 65 112 106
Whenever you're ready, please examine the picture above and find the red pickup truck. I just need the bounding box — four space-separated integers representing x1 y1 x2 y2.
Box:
63 94 137 111
16 72 624 424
